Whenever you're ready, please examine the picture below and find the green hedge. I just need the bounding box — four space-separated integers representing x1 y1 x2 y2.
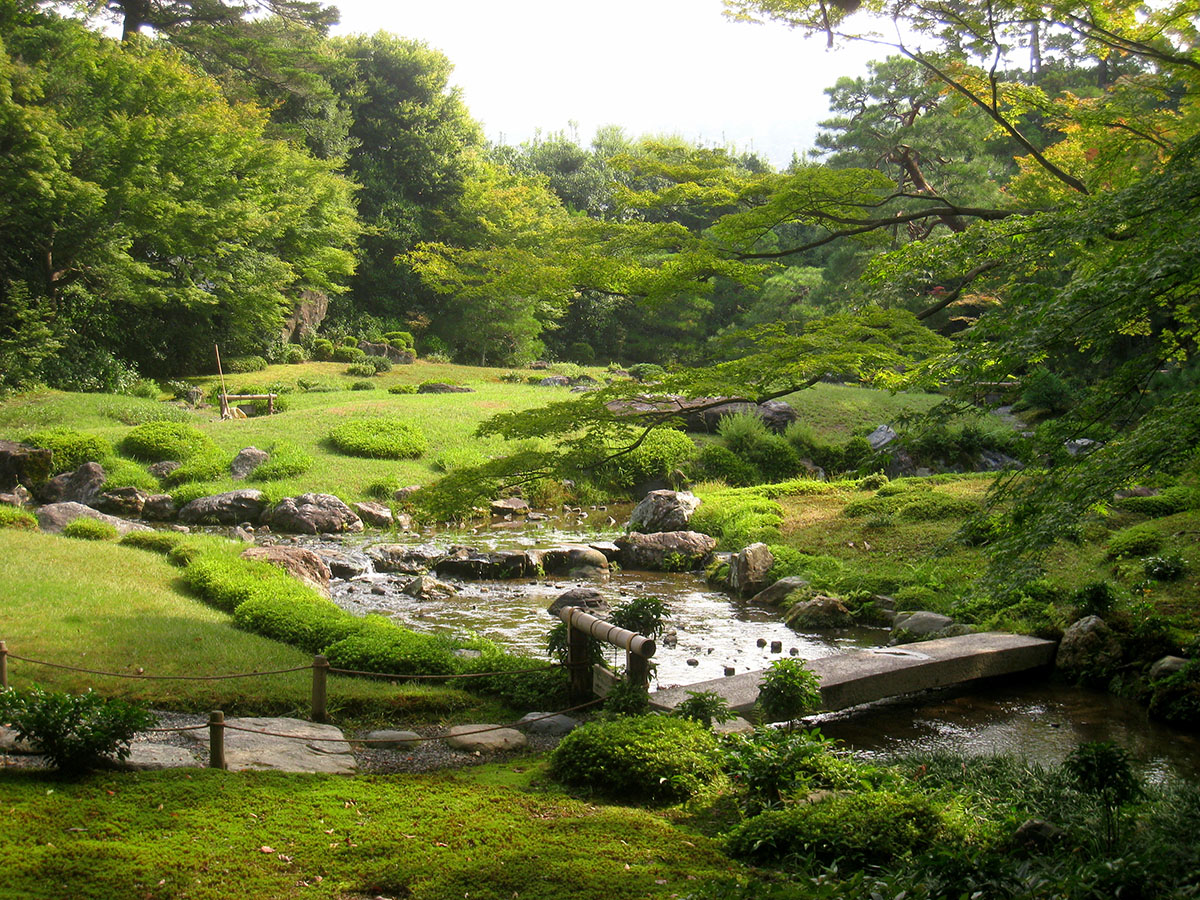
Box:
119 531 189 555
26 428 113 474
328 418 428 459
249 441 314 481
62 518 119 541
0 507 39 530
1116 486 1200 518
233 594 364 655
321 616 458 677
121 422 218 463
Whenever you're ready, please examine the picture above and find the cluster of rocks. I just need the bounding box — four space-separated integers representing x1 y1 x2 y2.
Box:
605 396 799 434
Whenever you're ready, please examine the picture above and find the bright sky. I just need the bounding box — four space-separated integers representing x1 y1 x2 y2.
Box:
330 0 885 168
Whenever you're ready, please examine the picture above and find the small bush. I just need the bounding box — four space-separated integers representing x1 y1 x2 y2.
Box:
1117 486 1200 518
327 418 428 459
121 422 217 463
332 346 366 363
345 363 376 378
602 678 652 718
568 341 595 363
119 530 188 555
695 444 759 487
62 517 119 541
549 715 722 802
722 728 865 812
892 493 977 522
499 370 524 384
101 458 158 492
387 384 417 395
627 363 665 382
673 690 734 728
1143 554 1188 581
858 472 889 490
125 378 161 400
1106 523 1164 560
384 331 415 351
297 378 337 393
341 336 359 348
234 594 363 654
757 657 822 724
310 338 335 361
282 344 307 364
162 448 230 487
0 507 38 530
597 428 695 490
321 615 457 676
26 428 113 473
249 441 314 481
725 790 943 867
367 356 392 373
1073 581 1120 617
0 687 157 774
223 355 267 373
350 380 375 391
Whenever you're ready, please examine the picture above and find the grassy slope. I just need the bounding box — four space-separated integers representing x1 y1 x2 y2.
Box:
0 530 481 719
0 768 735 900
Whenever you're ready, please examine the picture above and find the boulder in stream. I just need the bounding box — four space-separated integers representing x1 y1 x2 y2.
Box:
266 493 363 534
615 531 717 571
627 490 700 533
179 490 268 525
241 546 332 597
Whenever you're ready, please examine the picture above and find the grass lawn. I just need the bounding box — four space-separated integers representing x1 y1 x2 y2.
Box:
0 767 736 900
0 530 486 722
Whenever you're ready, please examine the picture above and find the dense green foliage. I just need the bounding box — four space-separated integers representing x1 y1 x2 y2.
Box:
61 517 119 541
327 417 428 459
25 427 112 473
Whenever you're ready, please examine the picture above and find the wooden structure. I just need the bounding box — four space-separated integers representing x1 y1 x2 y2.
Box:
219 392 278 418
555 606 656 702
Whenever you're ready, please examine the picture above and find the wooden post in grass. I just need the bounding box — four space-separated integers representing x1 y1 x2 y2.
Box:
208 710 226 770
0 640 7 690
567 619 593 703
311 655 329 722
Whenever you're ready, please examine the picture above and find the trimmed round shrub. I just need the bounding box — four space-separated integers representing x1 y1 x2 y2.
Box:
548 715 722 803
249 441 314 481
725 790 943 868
568 341 595 363
162 449 231 487
367 356 392 373
0 507 38 530
341 336 359 348
328 418 428 459
321 616 457 677
332 346 366 363
62 517 119 541
598 428 695 490
345 363 376 378
628 363 666 382
350 380 375 391
1106 523 1164 560
892 493 978 522
284 345 306 364
121 422 218 462
1117 486 1200 518
125 378 160 400
384 331 415 350
388 384 417 395
101 458 158 492
119 530 188 555
310 338 335 361
26 428 113 474
223 355 267 373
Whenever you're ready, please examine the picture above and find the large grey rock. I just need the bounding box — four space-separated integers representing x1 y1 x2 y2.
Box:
616 531 717 571
750 576 811 606
182 716 356 774
786 595 854 630
435 549 540 580
1150 655 1190 681
627 490 701 533
317 548 372 579
95 487 152 517
730 542 774 597
36 461 106 506
178 489 267 525
757 400 800 433
392 485 423 503
241 546 332 597
148 460 181 479
893 611 955 636
867 425 899 451
279 289 328 345
367 543 441 574
547 587 609 618
445 724 527 752
230 447 268 480
267 493 363 534
0 439 52 490
1056 615 1122 680
141 494 177 521
540 545 610 577
359 340 415 363
402 574 457 600
538 375 570 387
363 729 421 749
491 497 530 516
680 398 797 434
352 501 393 529
119 744 200 771
36 502 151 535
517 713 578 736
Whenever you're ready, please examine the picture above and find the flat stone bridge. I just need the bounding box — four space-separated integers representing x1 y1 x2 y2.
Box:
649 632 1057 717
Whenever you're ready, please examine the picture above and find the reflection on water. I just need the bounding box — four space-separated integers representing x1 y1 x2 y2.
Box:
816 678 1200 780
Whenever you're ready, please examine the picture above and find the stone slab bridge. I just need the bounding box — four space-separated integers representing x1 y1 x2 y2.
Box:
649 632 1058 717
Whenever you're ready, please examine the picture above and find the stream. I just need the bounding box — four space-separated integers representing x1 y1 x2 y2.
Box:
276 513 1199 779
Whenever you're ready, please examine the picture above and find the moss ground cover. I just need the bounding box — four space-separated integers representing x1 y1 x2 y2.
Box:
0 768 735 900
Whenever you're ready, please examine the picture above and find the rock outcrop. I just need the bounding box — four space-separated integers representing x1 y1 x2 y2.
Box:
627 490 700 533
178 490 268 525
241 546 332 597
615 531 717 571
266 493 363 534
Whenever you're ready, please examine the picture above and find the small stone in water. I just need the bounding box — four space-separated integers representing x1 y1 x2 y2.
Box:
789 647 799 656
724 666 736 677
756 638 767 648
770 641 782 653
686 658 699 667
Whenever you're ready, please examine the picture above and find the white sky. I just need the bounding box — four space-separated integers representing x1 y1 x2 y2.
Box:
330 0 885 168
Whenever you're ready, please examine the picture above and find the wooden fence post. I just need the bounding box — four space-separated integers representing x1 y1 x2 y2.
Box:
0 640 8 690
208 710 226 770
311 655 329 722
626 650 651 691
566 613 593 703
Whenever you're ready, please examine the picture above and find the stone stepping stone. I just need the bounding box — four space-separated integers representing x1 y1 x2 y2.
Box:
120 744 201 771
183 716 357 774
445 724 527 753
363 729 421 749
517 713 578 736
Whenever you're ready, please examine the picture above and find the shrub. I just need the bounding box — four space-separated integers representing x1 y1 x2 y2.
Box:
756 657 822 724
695 444 759 487
101 458 159 492
0 507 38 530
234 594 363 654
367 355 392 373
892 493 977 522
784 421 845 472
1073 581 1120 617
183 551 280 612
125 378 160 400
100 400 192 426
1117 486 1200 518
1148 659 1200 728
350 380 375 391
297 378 337 393
332 346 366 363
387 384 417 395
26 428 112 473
690 488 784 549
603 678 652 718
341 335 359 348
321 615 457 676
609 597 671 638
725 789 943 867
858 472 889 491
345 363 376 378
223 355 267 373
549 715 722 802
310 338 335 361
627 363 666 382
1143 554 1188 581
722 728 865 813
282 344 307 364
62 517 119 541
1106 523 1164 560
1018 368 1073 414
499 370 524 384
568 341 596 363
0 687 157 774
598 428 695 490
673 690 734 729
119 530 188 555
384 331 415 351
431 448 487 473
327 418 428 459
121 422 217 462
249 441 314 481
162 448 230 487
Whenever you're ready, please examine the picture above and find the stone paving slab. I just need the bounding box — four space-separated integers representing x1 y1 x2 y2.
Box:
182 716 356 774
650 632 1058 717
